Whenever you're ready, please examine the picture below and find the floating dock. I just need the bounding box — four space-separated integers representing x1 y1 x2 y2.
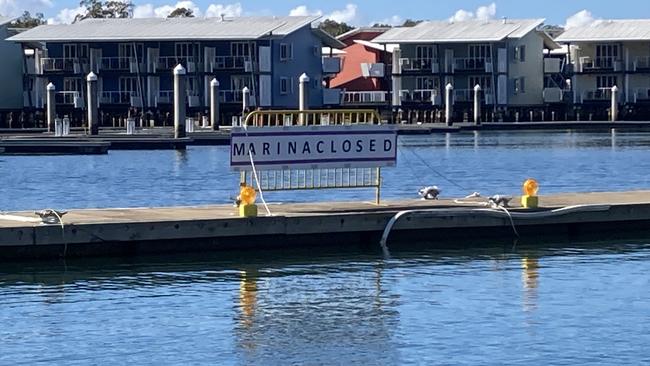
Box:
1 191 650 260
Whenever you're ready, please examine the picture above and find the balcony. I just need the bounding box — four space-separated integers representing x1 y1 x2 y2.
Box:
635 88 650 102
360 63 385 78
322 57 341 74
156 57 198 73
580 88 618 102
100 57 130 71
40 58 88 73
543 87 564 103
544 58 562 74
219 90 243 103
212 56 253 71
55 91 82 107
453 58 493 72
633 56 650 71
323 88 342 105
577 57 623 72
453 89 494 104
400 58 440 73
401 89 441 105
156 90 173 104
100 91 141 107
343 91 388 104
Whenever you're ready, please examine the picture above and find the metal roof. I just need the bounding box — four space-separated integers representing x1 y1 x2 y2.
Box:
8 16 320 42
336 27 392 41
373 18 545 44
353 39 398 53
556 20 650 42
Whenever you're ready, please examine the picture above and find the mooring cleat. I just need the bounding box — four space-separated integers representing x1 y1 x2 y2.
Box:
34 209 68 225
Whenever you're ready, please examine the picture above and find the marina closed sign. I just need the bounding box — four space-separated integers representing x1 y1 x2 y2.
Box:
230 125 397 170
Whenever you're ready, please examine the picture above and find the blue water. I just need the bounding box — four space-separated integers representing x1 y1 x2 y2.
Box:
2 130 650 211
2 130 650 364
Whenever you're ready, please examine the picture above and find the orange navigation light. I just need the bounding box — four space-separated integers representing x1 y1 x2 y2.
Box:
521 178 539 209
240 185 257 205
522 178 539 196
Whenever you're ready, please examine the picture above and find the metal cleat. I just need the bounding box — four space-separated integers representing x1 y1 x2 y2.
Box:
34 209 68 225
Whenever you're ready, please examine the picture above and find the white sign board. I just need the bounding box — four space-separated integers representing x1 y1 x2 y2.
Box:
230 125 397 171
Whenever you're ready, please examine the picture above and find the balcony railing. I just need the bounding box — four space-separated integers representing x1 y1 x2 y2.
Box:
453 89 494 103
55 91 80 105
157 90 173 104
41 58 88 73
400 89 440 104
343 91 388 104
453 57 492 72
100 57 130 71
213 56 253 71
219 90 243 103
400 58 439 73
582 88 614 102
156 56 197 72
578 56 623 72
100 91 139 104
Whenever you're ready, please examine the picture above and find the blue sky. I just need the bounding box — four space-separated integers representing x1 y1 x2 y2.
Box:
3 0 650 26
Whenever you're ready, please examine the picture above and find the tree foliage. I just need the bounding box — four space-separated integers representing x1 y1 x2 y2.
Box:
168 7 195 18
401 19 423 27
74 0 134 23
12 11 46 28
318 19 354 37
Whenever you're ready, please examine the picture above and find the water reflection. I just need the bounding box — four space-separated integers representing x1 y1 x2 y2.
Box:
521 257 539 312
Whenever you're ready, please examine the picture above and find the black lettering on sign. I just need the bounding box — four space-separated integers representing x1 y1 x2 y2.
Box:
302 141 311 154
263 142 270 155
383 138 392 152
248 143 256 155
342 140 351 152
369 139 376 152
233 143 245 156
356 140 363 152
316 141 324 153
288 141 297 154
330 140 337 153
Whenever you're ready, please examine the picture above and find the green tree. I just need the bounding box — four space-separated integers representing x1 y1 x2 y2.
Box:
318 19 354 37
12 11 46 28
74 0 134 23
371 23 392 28
402 19 423 27
168 7 194 18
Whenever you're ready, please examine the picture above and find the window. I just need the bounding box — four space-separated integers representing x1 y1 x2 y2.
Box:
119 77 138 93
469 76 491 89
415 46 436 60
119 43 144 61
186 76 199 96
231 42 256 59
280 43 293 61
312 77 320 89
597 76 617 89
595 44 619 68
280 77 289 94
468 44 491 60
514 77 526 94
514 45 526 62
63 44 77 59
63 77 80 91
231 75 252 91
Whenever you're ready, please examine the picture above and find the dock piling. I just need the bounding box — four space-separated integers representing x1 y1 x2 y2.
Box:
473 84 481 125
173 64 187 138
445 83 453 126
46 83 56 133
242 87 250 125
299 73 309 125
86 72 99 135
210 78 220 130
611 85 619 122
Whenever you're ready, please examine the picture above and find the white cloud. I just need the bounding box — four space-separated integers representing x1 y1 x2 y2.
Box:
449 2 497 22
564 9 601 29
132 2 242 19
288 3 358 24
205 3 242 17
0 0 53 17
327 3 357 23
371 15 403 26
47 6 85 24
289 5 321 17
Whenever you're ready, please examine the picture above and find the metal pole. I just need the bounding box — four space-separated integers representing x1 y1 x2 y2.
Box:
473 84 481 125
299 73 309 125
242 86 250 126
46 82 56 133
445 83 453 126
391 47 402 112
173 64 186 138
611 85 618 122
86 72 99 135
210 78 220 130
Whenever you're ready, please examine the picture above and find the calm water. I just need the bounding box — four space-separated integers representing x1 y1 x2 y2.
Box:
2 130 650 211
2 130 650 364
1 241 650 365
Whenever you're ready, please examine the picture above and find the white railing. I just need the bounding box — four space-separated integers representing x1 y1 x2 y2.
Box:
453 57 492 72
400 89 440 104
157 90 173 104
343 91 388 104
55 91 80 105
633 56 650 71
100 57 130 71
400 58 439 72
579 56 622 71
156 56 197 71
219 90 243 103
582 88 613 101
100 91 139 104
41 58 86 72
212 56 252 70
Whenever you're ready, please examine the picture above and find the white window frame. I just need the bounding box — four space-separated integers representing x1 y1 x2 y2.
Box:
415 76 439 90
280 43 293 61
231 42 256 58
63 77 80 92
415 45 436 60
468 44 491 61
119 76 138 93
514 77 526 94
63 44 77 60
280 77 289 94
597 75 617 89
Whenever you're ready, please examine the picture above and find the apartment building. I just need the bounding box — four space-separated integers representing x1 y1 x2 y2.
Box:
9 16 343 123
0 17 25 115
372 18 561 120
556 20 650 118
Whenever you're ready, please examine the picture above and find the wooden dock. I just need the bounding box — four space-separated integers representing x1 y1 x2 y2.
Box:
2 191 650 260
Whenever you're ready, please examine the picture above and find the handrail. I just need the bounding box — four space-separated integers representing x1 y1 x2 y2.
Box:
243 109 382 127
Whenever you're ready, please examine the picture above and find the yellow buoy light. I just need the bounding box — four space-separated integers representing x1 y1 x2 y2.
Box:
238 184 258 217
521 178 539 209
